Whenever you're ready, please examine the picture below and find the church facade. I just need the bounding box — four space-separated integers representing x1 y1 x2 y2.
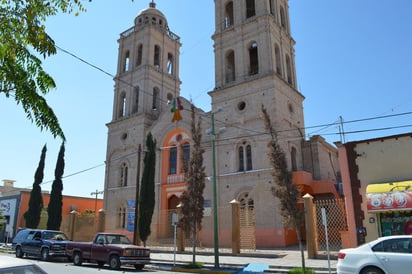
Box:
103 1 340 248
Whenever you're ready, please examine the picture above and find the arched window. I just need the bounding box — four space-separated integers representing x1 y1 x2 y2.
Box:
154 45 160 67
169 146 177 174
224 1 234 29
120 162 128 187
238 147 244 171
239 192 254 210
291 147 297 171
246 0 256 19
118 207 126 228
286 54 293 85
118 92 126 118
152 87 159 110
246 144 252 170
136 44 143 66
269 0 275 15
249 42 259 75
167 53 174 75
182 142 190 165
275 44 282 75
280 6 286 29
225 50 235 83
132 86 139 114
123 51 130 72
238 142 253 171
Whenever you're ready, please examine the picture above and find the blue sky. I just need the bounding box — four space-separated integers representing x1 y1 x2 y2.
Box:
1 1 412 198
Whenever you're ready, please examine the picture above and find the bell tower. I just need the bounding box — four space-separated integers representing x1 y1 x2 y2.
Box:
112 1 181 121
210 0 305 171
104 2 181 231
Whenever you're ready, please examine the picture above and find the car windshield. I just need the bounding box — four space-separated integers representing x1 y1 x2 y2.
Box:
106 235 131 245
42 231 68 241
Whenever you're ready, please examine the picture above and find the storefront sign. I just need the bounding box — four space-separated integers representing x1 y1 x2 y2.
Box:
367 191 412 212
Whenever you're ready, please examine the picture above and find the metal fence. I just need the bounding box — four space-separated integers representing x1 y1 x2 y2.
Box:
314 198 348 251
240 207 256 250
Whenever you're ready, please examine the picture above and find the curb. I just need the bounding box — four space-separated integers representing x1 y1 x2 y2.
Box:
171 267 235 274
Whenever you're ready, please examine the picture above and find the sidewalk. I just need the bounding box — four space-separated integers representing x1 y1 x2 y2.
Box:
148 247 338 274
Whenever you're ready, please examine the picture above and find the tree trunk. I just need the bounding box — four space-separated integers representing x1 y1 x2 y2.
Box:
192 222 197 264
295 223 306 271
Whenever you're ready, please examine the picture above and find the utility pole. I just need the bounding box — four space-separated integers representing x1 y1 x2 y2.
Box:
211 112 220 268
133 144 142 245
90 189 104 228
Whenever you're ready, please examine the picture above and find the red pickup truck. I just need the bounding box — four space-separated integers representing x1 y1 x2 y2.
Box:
65 233 150 270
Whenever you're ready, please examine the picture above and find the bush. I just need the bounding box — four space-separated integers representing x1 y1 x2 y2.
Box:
183 262 204 269
288 268 316 274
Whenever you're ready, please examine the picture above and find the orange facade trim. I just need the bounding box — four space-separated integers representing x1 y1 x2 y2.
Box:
292 171 340 199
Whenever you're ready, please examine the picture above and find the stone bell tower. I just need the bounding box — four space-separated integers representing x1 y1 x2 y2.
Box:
104 1 181 231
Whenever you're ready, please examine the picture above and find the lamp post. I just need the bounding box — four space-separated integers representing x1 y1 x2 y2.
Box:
211 112 220 268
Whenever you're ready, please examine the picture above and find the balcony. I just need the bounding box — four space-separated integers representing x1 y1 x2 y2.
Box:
166 174 185 185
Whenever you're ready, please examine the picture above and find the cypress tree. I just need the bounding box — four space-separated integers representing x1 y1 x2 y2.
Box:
179 104 205 264
24 145 46 228
138 132 156 246
47 142 65 230
262 104 306 271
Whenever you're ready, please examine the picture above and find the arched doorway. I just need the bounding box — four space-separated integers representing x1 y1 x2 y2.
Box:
239 192 256 250
167 195 180 237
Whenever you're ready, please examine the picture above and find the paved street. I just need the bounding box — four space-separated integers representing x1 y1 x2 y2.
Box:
1 246 338 274
0 253 181 274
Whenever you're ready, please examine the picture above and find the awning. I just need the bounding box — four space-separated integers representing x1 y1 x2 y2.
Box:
366 181 412 212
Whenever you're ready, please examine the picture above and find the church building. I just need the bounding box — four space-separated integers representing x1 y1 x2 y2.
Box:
103 1 340 248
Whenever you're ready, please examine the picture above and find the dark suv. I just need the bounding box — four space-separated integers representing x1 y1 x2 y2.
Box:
12 229 69 261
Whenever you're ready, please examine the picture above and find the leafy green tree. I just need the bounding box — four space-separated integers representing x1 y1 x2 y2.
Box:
47 142 65 230
262 104 306 271
179 104 206 264
0 210 5 232
0 1 91 140
24 144 46 228
138 132 156 246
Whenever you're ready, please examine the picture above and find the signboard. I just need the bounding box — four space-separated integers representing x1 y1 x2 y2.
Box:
126 200 135 232
367 191 412 212
203 199 211 217
0 198 17 238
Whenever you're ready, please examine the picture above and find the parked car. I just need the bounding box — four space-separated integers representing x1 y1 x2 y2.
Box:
337 235 412 274
65 233 150 270
0 256 48 274
12 229 69 261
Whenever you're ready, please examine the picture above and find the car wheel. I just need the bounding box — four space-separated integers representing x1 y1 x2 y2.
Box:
40 248 49 261
73 252 83 266
15 246 23 258
109 255 121 270
134 264 145 270
360 266 384 274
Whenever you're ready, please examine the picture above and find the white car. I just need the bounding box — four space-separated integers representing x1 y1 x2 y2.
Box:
337 235 412 274
0 256 48 274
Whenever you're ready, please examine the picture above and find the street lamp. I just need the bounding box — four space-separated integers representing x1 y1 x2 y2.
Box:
211 112 219 268
207 109 225 268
